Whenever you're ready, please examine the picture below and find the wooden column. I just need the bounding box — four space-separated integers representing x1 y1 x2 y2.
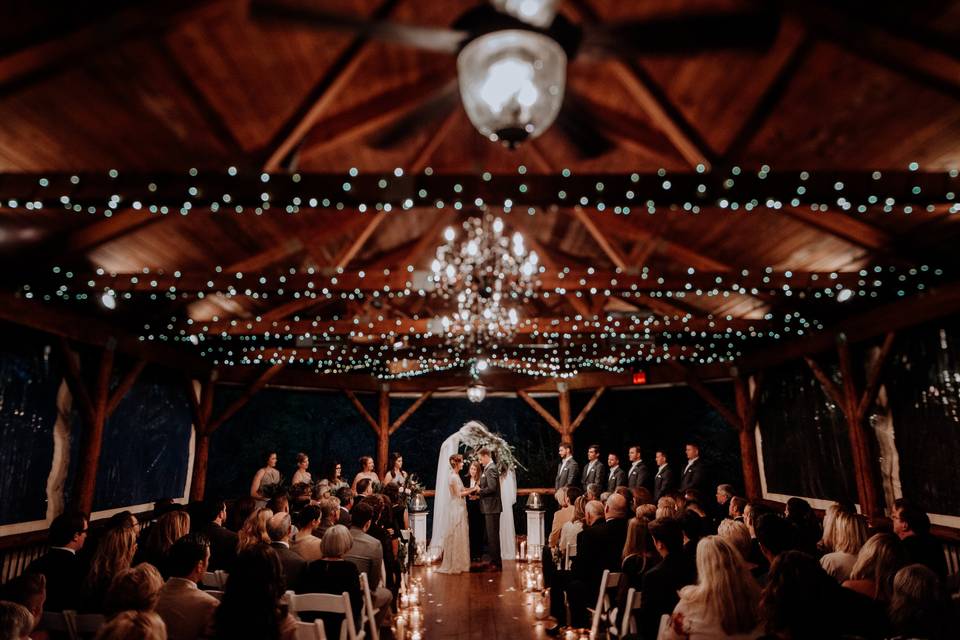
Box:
805 333 895 520
733 374 764 501
669 361 764 500
345 387 433 479
518 386 606 449
188 362 286 501
61 338 147 514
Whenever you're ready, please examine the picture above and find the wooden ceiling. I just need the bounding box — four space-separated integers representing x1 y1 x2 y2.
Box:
1 0 960 390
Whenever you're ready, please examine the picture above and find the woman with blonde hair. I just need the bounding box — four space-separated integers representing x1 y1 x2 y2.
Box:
843 532 905 601
136 510 190 577
351 456 379 492
716 519 755 571
820 511 868 582
559 495 587 554
237 508 274 552
291 452 311 485
82 523 139 612
659 536 761 639
104 563 164 616
656 496 677 520
93 610 167 640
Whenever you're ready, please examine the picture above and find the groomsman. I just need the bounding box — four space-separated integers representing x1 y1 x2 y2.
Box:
627 445 650 490
606 453 627 492
654 449 675 500
555 443 580 490
581 444 606 488
680 442 707 495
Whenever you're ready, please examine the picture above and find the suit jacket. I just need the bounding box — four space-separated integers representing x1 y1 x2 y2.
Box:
154 577 219 640
196 522 238 572
580 459 606 488
478 462 502 514
291 532 324 563
26 548 83 611
679 458 707 494
345 527 385 589
640 552 695 640
270 542 307 592
606 466 627 493
627 461 650 490
555 457 580 489
573 517 629 592
654 464 675 500
549 505 574 548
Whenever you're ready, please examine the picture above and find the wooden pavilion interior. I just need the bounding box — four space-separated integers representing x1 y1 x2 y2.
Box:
1 1 960 629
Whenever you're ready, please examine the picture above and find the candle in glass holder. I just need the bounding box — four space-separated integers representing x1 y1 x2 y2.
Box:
395 615 406 639
564 630 577 640
520 541 526 560
410 607 421 629
534 601 546 619
400 594 410 608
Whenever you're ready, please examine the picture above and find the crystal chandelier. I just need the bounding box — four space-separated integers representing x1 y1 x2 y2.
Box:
431 212 539 347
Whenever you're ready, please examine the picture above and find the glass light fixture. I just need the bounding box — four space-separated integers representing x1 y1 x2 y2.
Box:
467 382 487 403
490 0 560 28
457 30 566 146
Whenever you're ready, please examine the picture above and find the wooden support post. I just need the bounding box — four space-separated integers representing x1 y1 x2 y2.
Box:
377 386 390 478
390 391 433 435
65 338 116 515
804 332 894 521
557 383 572 445
733 375 764 501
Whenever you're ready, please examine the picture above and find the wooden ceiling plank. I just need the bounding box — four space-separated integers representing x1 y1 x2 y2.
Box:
300 75 456 161
63 209 167 257
260 0 401 171
0 0 238 96
779 207 894 254
570 206 629 270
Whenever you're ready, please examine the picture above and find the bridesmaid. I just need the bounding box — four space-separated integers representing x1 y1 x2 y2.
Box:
383 452 408 486
351 456 379 492
292 452 312 485
325 460 348 492
250 452 281 505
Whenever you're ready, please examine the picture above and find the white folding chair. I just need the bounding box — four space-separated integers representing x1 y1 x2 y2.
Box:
206 589 224 601
294 620 328 640
358 572 380 640
588 570 622 639
564 542 577 570
201 569 228 589
618 587 642 638
41 611 75 639
288 592 362 640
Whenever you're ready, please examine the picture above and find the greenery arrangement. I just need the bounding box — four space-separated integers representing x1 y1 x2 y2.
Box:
459 420 527 475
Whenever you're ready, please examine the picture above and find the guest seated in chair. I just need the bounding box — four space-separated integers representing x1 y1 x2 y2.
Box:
156 533 220 640
212 545 298 640
299 524 364 638
25 510 88 611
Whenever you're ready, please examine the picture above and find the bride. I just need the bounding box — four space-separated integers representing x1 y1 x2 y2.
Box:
432 420 517 567
436 454 476 573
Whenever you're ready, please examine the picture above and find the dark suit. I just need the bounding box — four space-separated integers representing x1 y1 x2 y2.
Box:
270 542 307 592
565 517 629 627
679 458 707 495
606 466 627 493
555 457 580 489
580 459 606 489
478 461 502 567
197 522 238 572
26 548 83 611
654 464 675 500
627 461 650 490
639 552 695 640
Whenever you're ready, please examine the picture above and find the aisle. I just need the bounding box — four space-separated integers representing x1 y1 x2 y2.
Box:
410 560 550 639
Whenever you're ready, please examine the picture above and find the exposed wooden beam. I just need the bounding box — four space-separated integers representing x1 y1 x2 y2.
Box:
779 207 895 255
0 0 237 95
569 386 606 432
300 75 456 160
259 0 400 171
570 207 629 270
207 361 286 433
389 390 432 434
573 95 686 161
512 220 593 317
334 215 385 268
733 374 764 500
407 105 462 172
344 389 379 433
857 331 895 421
667 361 741 430
517 390 562 431
803 355 843 407
105 359 147 416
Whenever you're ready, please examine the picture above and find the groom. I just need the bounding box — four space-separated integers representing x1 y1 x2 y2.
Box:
477 447 502 571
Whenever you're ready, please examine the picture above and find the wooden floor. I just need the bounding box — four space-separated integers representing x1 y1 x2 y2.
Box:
412 560 550 639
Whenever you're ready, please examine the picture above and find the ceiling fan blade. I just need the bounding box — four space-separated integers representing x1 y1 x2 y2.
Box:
367 86 459 150
554 96 615 159
250 2 468 54
578 10 781 58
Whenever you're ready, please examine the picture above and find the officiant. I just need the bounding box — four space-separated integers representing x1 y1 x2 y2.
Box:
466 460 485 561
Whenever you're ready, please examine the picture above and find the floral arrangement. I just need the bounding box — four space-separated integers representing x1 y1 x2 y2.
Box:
459 420 526 475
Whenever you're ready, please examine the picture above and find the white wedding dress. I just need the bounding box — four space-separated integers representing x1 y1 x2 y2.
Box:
437 474 470 574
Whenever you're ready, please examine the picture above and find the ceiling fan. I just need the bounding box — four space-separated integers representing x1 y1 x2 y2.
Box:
252 0 780 150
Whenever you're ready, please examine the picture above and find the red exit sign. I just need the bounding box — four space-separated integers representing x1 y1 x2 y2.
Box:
632 370 647 385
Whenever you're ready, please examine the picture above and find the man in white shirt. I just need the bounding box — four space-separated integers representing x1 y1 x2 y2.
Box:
606 453 627 492
654 450 675 500
155 533 219 640
627 445 650 490
680 442 706 495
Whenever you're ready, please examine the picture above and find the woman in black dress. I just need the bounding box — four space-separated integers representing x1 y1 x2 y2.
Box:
466 460 485 561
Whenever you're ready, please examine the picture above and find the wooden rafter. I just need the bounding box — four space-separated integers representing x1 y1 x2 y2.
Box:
299 75 456 161
517 390 562 431
569 386 606 432
389 390 433 435
511 219 593 318
206 361 286 433
344 389 380 433
779 207 896 256
105 359 148 415
260 0 400 171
